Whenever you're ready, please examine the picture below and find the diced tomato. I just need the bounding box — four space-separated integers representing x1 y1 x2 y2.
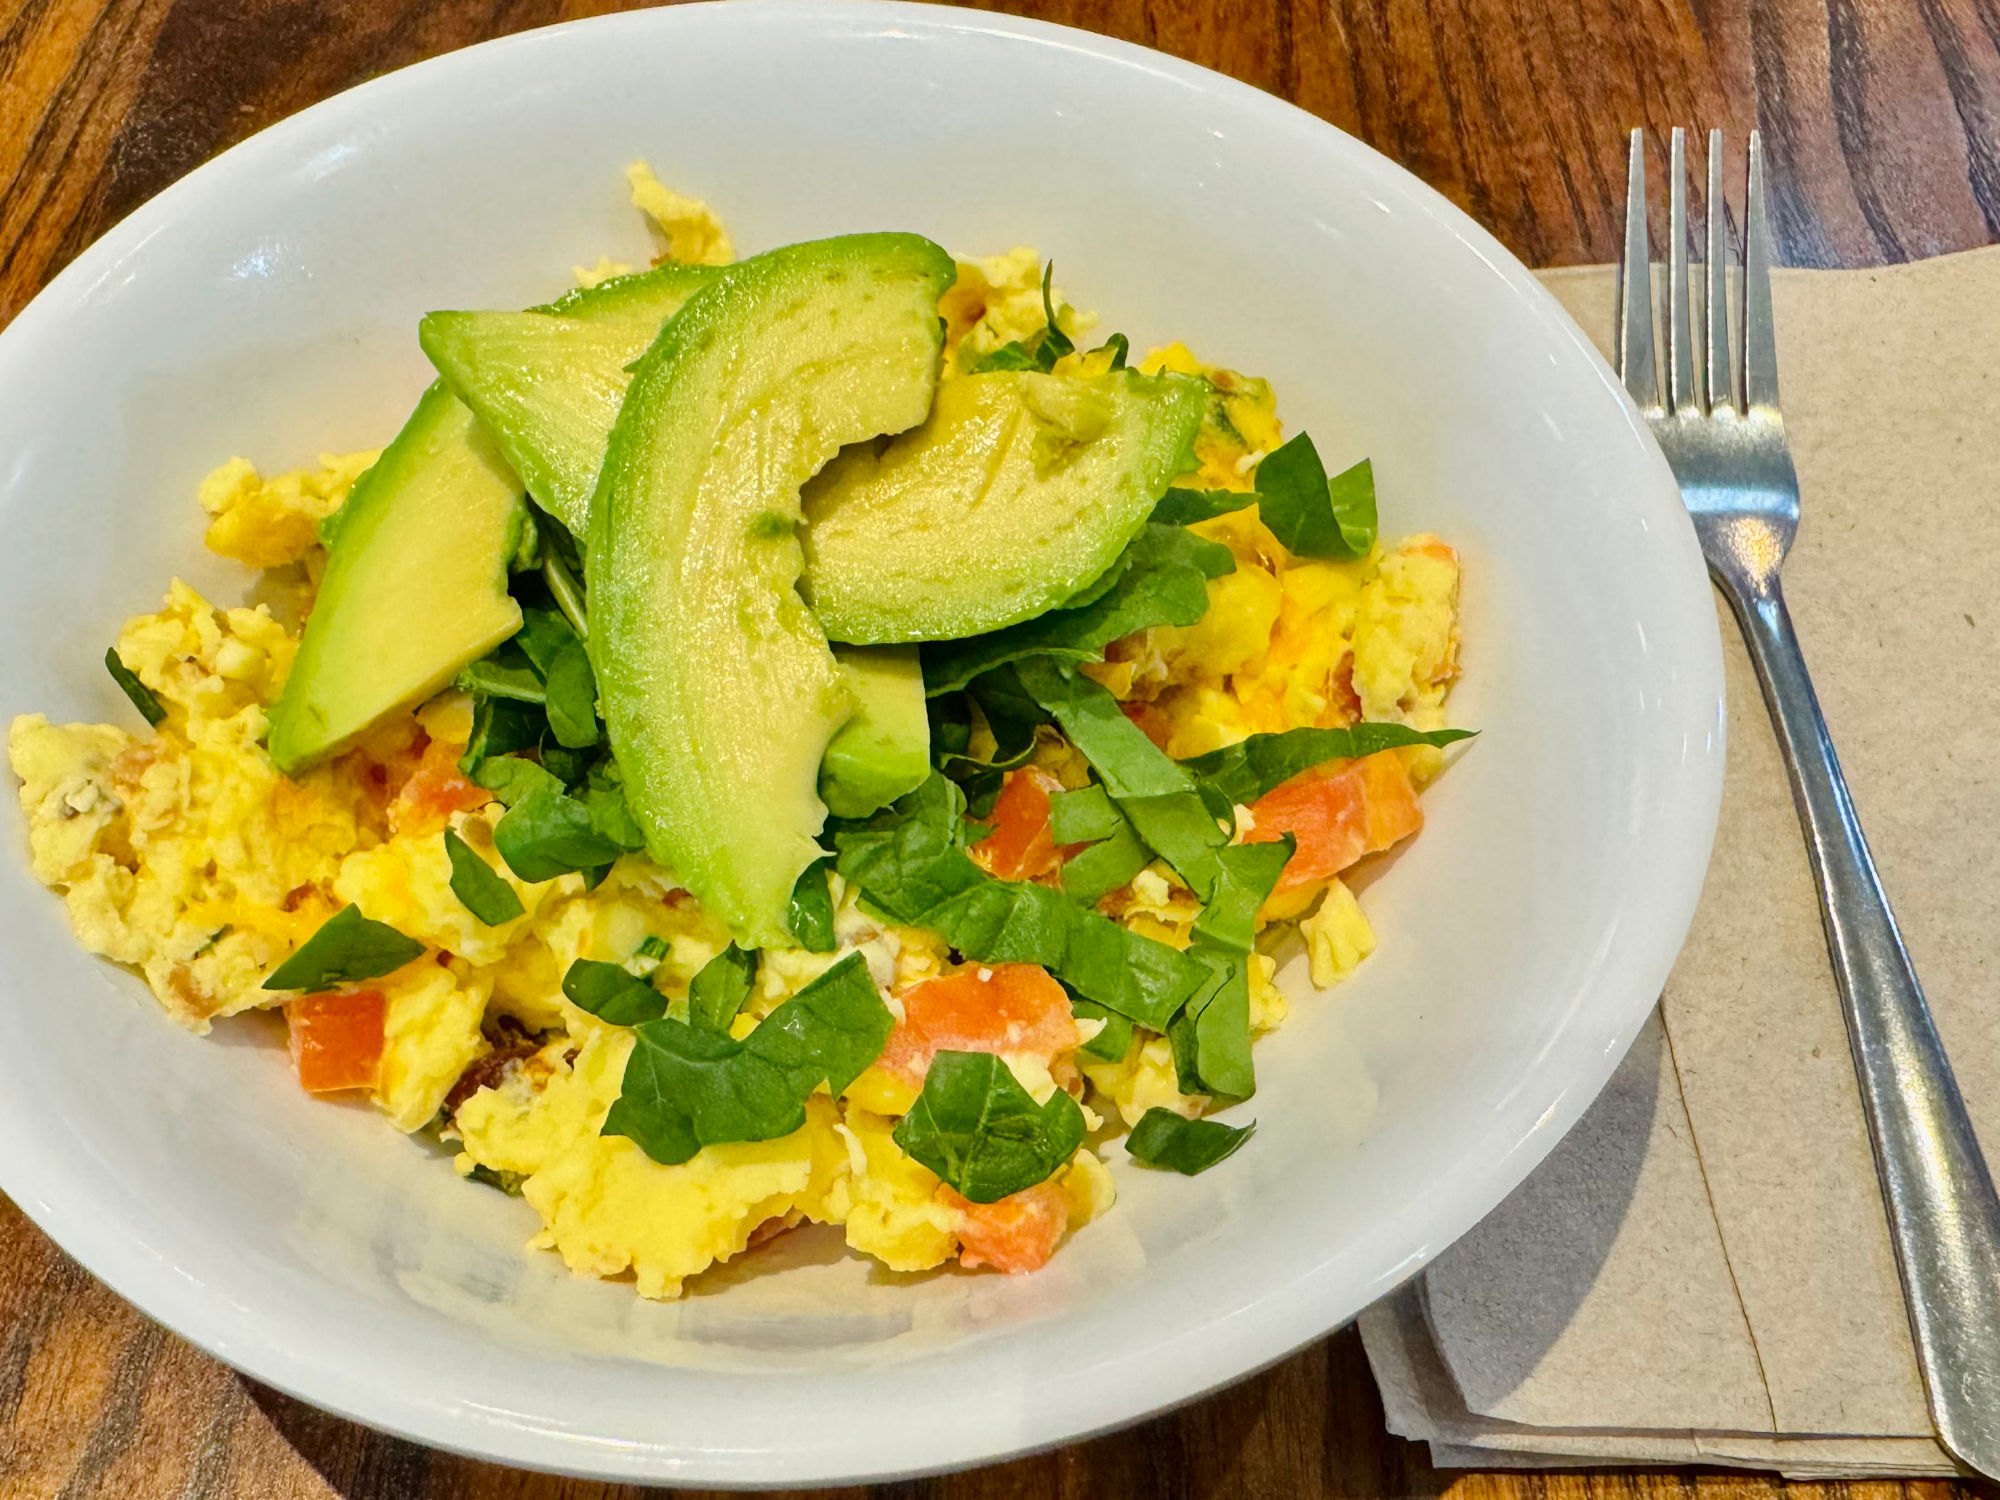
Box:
942 1181 1069 1274
1244 750 1423 895
878 963 1079 1088
389 734 489 836
969 768 1075 883
286 989 388 1094
1119 698 1175 751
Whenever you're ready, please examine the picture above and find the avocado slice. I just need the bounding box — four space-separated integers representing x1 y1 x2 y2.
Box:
267 385 526 773
420 264 718 538
820 645 930 819
800 369 1205 644
589 234 956 946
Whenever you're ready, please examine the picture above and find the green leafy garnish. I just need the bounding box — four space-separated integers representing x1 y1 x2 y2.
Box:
1253 433 1376 560
1047 785 1121 845
1072 997 1134 1063
1057 818 1152 905
1035 261 1076 366
787 859 838 953
469 755 561 808
541 639 600 749
262 904 425 991
892 1049 1087 1203
602 952 892 1166
443 829 525 925
459 696 543 772
688 943 757 1033
1015 659 1230 896
1181 723 1476 806
832 775 1209 1029
562 957 667 1025
1150 487 1258 526
104 649 166 728
1189 837 1294 953
636 935 672 961
1168 948 1255 1099
455 643 545 704
493 781 631 882
1096 332 1130 369
922 525 1234 696
1125 1108 1254 1175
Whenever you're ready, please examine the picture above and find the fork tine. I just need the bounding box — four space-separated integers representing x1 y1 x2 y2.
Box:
1705 129 1732 413
1667 128 1697 414
1742 129 1780 411
1618 128 1659 410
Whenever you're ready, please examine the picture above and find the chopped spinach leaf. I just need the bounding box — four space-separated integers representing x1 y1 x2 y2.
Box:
541 638 600 749
540 534 589 640
787 858 838 953
688 942 757 1033
455 642 545 704
562 957 667 1025
602 952 892 1166
1047 785 1121 845
1253 433 1376 560
892 1049 1086 1203
1150 487 1258 526
1189 837 1294 953
922 525 1233 696
104 649 166 728
262 904 425 991
831 774 1209 1029
513 606 576 677
1125 1108 1254 1175
459 696 543 773
468 756 563 808
1036 260 1075 366
443 829 525 925
1181 723 1476 806
493 782 629 882
465 1163 526 1194
1072 996 1135 1063
1057 818 1153 906
636 935 672 961
1096 332 1130 369
1168 947 1254 1099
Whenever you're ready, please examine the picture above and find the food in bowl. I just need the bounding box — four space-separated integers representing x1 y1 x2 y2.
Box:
9 167 1470 1299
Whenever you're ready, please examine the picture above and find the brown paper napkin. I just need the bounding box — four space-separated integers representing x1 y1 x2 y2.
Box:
1358 247 2000 1478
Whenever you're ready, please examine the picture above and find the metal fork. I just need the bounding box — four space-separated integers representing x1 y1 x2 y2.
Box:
1621 127 2000 1480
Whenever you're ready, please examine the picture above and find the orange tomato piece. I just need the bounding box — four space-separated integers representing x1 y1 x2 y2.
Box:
286 989 388 1094
389 735 489 836
1244 750 1423 895
878 963 1079 1088
969 767 1074 883
942 1181 1069 1274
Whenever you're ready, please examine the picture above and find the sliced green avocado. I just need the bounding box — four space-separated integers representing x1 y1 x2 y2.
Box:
800 369 1206 644
268 385 526 773
589 234 956 946
420 263 717 537
820 645 930 819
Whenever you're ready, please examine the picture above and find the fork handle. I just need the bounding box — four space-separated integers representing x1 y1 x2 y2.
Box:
1727 574 2000 1475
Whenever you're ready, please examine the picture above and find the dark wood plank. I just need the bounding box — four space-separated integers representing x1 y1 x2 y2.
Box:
5 0 2000 1495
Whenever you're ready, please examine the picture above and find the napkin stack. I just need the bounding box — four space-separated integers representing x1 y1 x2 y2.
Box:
1359 252 2000 1479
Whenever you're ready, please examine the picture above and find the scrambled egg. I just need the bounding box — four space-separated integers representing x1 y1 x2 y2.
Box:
8 175 1460 1301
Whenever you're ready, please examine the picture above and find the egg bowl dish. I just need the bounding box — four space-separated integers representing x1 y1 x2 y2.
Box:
0 5 1722 1483
14 167 1470 1300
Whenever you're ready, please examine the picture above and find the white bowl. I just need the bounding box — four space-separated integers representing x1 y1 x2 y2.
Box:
0 2 1723 1485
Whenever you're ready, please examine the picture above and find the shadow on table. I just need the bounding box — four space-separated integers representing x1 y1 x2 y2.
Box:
248 1324 1457 1499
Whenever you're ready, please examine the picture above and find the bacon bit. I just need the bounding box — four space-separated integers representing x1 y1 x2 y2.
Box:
286 989 387 1094
942 1181 1069 1274
969 768 1082 884
877 963 1078 1088
389 735 489 836
1243 750 1423 896
443 1027 543 1118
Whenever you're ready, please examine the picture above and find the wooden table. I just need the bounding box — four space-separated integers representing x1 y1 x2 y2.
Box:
2 0 1995 1495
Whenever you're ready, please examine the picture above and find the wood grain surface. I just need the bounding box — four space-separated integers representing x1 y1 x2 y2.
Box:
3 0 1999 1496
